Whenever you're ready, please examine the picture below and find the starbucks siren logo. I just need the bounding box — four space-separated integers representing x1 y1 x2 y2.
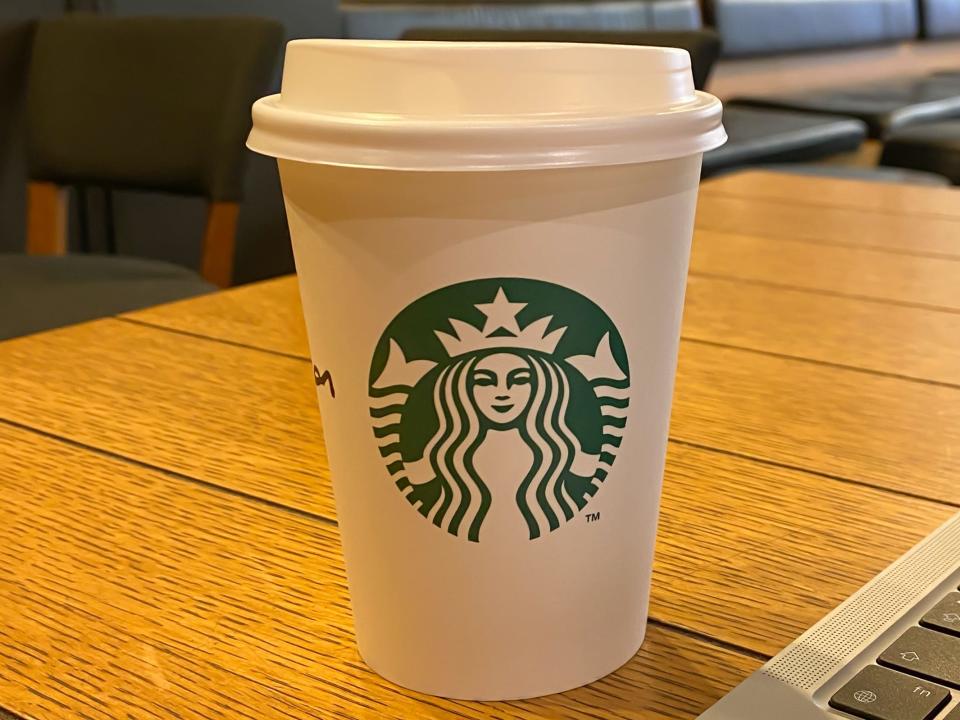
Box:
368 278 629 543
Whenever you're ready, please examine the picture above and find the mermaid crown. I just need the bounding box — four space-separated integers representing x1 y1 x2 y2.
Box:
435 287 566 357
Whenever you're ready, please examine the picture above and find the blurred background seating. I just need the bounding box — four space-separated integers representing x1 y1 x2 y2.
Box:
707 0 960 97
0 0 336 289
344 0 701 40
731 76 960 140
1 0 960 317
0 14 282 340
24 16 282 283
707 0 918 58
921 0 960 38
700 107 871 178
881 120 960 181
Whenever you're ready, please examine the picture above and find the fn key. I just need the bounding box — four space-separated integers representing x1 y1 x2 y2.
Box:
830 665 949 720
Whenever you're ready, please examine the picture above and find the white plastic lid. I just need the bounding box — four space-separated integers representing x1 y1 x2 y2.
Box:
247 39 726 171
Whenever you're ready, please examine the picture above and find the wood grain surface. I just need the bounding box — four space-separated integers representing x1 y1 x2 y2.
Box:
0 319 955 658
5 316 957 510
683 275 960 386
671 341 960 504
703 170 960 221
0 318 333 517
126 277 309 359
690 230 960 310
129 266 960 388
655 442 953 655
696 196 960 259
0 423 760 720
4 171 959 720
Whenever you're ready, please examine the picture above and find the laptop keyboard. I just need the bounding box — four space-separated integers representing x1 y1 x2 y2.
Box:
830 586 960 719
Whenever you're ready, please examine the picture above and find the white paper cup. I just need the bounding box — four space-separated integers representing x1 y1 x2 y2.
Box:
249 39 725 700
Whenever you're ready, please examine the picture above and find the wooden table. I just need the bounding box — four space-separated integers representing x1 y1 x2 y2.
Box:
1 170 958 719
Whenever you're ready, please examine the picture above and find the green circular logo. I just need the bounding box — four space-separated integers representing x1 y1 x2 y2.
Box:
369 278 629 542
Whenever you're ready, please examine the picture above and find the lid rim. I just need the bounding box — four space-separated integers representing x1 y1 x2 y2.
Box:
249 91 725 171
253 92 717 129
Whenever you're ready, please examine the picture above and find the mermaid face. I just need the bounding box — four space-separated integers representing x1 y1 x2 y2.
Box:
470 352 533 427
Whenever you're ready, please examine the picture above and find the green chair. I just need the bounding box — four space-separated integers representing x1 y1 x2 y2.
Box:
1 15 282 341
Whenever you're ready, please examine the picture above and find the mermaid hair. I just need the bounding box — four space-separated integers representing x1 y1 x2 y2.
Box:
515 354 581 539
420 355 489 542
421 350 581 542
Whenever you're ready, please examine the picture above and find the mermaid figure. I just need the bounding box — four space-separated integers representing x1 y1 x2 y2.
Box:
370 286 629 542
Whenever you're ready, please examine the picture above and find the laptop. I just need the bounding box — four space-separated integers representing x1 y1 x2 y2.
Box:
698 512 960 720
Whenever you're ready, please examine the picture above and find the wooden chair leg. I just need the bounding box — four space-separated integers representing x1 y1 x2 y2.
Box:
26 181 68 255
201 201 239 288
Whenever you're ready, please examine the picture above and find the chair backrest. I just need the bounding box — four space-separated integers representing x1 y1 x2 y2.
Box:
399 28 721 90
704 0 918 57
0 21 35 171
345 0 703 41
25 15 283 202
920 0 960 38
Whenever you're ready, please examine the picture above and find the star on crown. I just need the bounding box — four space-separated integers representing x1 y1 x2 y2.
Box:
436 287 566 357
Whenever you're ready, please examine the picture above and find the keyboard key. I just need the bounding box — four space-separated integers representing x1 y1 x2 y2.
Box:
830 665 949 720
880 627 960 688
921 592 960 638
943 705 960 719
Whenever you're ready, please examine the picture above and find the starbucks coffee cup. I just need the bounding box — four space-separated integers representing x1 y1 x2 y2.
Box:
248 39 724 700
